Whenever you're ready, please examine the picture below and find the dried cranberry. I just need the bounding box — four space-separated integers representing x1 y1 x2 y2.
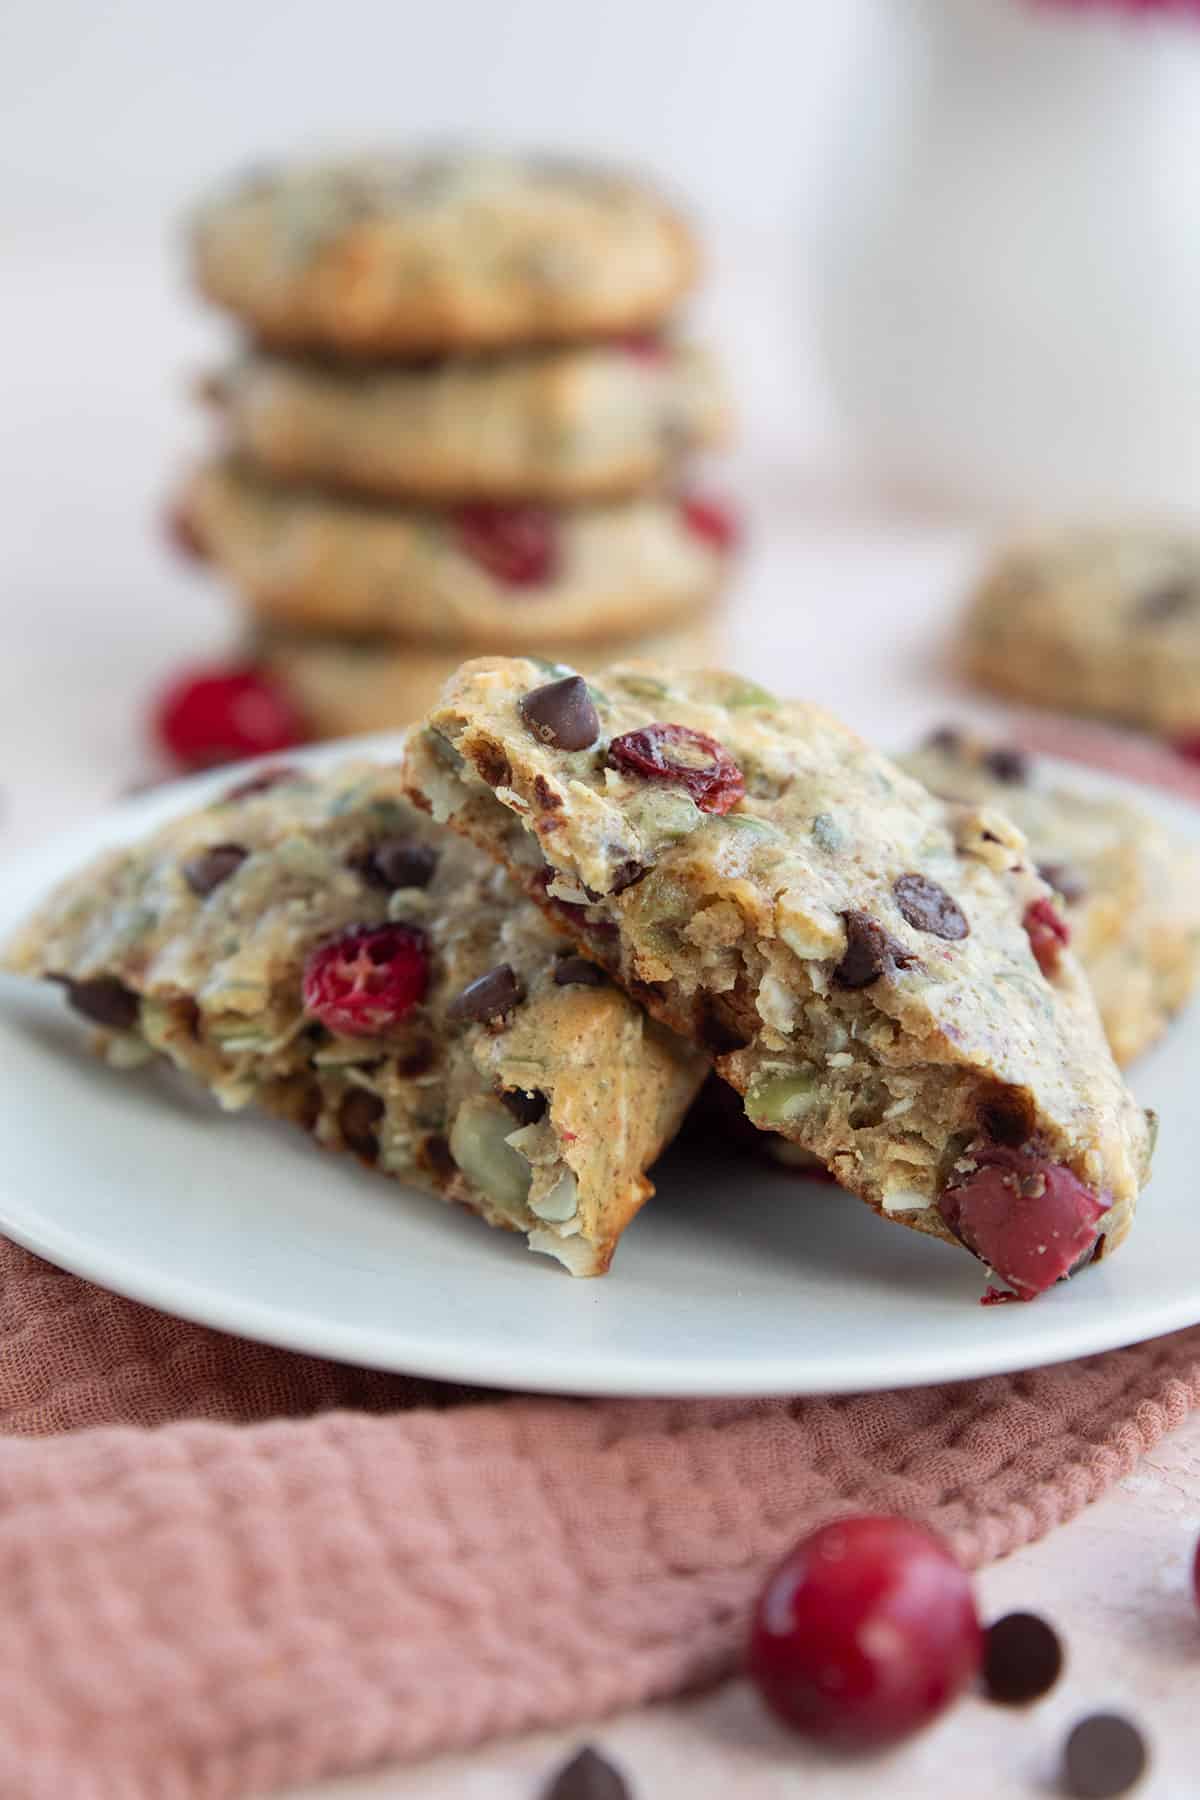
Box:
1174 734 1200 763
939 1145 1107 1300
454 503 558 586
680 494 740 553
614 330 668 361
748 1516 981 1749
153 664 307 770
606 723 744 815
302 924 428 1038
1024 897 1070 977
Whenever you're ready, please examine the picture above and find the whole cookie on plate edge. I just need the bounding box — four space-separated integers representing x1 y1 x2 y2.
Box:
2 761 705 1274
402 658 1155 1301
190 150 698 356
210 338 729 503
964 524 1200 739
182 459 732 649
253 612 725 740
901 729 1200 1068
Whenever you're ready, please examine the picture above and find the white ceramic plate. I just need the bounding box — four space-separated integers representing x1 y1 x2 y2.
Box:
1 738 1197 1396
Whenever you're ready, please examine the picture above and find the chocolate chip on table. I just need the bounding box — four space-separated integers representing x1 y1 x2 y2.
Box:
981 1611 1063 1704
553 954 606 987
352 837 438 892
893 873 969 940
833 911 918 989
447 963 524 1024
60 976 140 1031
981 746 1029 784
338 1087 384 1160
182 842 248 897
1062 1713 1148 1799
543 1745 631 1800
1132 575 1195 625
500 1087 547 1125
1037 861 1088 905
519 674 600 752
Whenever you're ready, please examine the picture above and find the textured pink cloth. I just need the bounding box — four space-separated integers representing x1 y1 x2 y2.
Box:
2 1237 1200 1800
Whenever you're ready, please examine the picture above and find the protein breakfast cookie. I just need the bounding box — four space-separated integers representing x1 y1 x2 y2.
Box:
211 338 728 503
403 658 1154 1300
3 761 704 1273
254 613 724 739
190 150 698 356
903 729 1200 1067
182 459 733 648
964 525 1200 739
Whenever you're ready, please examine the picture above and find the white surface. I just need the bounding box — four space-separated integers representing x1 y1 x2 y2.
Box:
0 741 1194 1398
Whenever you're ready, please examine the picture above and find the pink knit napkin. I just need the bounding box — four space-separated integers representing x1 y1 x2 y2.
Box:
2 1235 1199 1800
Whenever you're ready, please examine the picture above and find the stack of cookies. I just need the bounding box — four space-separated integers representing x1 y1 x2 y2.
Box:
177 149 734 738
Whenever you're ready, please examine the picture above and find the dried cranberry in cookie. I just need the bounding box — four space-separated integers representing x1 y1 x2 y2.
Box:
1024 897 1070 978
454 503 558 587
303 923 429 1036
607 722 744 814
680 493 740 552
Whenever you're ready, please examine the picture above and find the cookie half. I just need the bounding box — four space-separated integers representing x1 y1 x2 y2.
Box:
901 729 1200 1067
255 614 725 739
4 762 704 1274
403 657 1154 1301
964 525 1200 738
191 151 698 356
210 339 729 502
183 459 732 649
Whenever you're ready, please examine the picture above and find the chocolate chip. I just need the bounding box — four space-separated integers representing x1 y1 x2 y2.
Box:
1133 575 1195 624
183 842 248 897
471 740 512 788
221 765 306 802
609 858 647 894
501 1088 547 1125
543 1745 631 1800
925 725 965 754
981 746 1029 784
979 1089 1036 1147
338 1087 384 1160
1062 1714 1148 1799
519 675 600 751
893 872 969 940
61 976 140 1031
447 963 524 1024
296 1081 323 1133
553 955 606 987
352 838 438 891
982 1611 1063 1704
833 911 918 988
1037 862 1088 905
421 1132 455 1178
396 1035 437 1077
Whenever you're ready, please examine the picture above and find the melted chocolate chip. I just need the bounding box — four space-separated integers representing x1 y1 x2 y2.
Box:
61 976 140 1031
533 774 563 811
978 1088 1036 1147
981 746 1029 784
353 838 438 892
296 1081 323 1134
609 859 648 894
471 740 513 789
1133 575 1195 625
421 1133 455 1178
448 963 524 1024
544 1746 631 1800
1062 1714 1148 1799
183 842 248 897
396 1035 437 1077
833 912 918 989
893 873 969 940
925 725 965 754
501 1088 547 1125
338 1087 384 1160
982 1612 1063 1705
519 675 600 752
553 955 606 987
1037 861 1088 905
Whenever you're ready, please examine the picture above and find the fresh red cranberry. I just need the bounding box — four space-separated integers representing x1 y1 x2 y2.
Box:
749 1516 981 1750
153 664 307 770
607 723 745 814
1023 897 1070 977
939 1145 1107 1300
302 924 429 1038
680 494 740 553
454 504 558 587
615 330 668 361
